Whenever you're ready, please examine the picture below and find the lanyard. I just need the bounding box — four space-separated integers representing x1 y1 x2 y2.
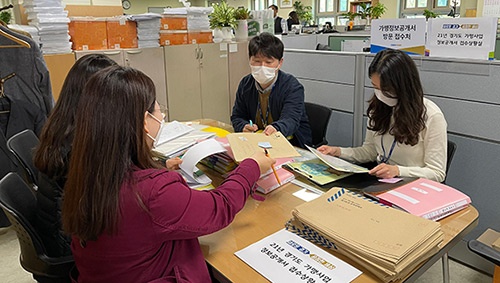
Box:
378 136 396 164
256 85 274 128
256 98 271 128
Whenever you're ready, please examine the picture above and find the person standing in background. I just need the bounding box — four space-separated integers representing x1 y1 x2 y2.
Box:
287 11 300 32
269 5 283 34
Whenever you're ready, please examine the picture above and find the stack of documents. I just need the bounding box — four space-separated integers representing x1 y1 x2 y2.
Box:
23 0 72 54
284 158 353 186
286 188 443 282
127 13 161 48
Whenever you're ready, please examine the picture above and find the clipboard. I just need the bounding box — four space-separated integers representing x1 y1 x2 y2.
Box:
226 132 300 162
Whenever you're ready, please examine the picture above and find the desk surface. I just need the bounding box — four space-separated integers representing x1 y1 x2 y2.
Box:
199 180 479 282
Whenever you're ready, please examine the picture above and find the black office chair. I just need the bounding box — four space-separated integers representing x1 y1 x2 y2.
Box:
304 102 331 148
443 140 457 184
315 43 332 51
468 230 500 282
6 129 40 189
0 173 74 283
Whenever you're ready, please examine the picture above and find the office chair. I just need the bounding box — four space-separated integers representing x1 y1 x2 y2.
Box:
315 43 332 51
443 140 457 184
0 173 74 283
304 102 331 148
6 129 40 189
468 230 500 282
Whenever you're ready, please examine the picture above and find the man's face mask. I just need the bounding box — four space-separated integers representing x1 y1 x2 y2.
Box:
251 65 277 85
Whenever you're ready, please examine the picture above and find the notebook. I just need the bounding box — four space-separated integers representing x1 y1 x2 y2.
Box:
373 178 471 221
256 168 295 194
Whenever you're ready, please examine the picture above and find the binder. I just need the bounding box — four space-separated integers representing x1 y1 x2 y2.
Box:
371 178 471 221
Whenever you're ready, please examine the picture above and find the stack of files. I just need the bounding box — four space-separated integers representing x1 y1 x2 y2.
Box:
153 129 215 159
185 7 212 30
366 178 471 221
127 13 161 48
200 152 236 175
255 157 294 194
7 24 41 46
23 0 71 54
286 188 443 282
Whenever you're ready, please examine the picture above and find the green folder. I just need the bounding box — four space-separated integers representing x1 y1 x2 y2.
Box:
284 158 353 186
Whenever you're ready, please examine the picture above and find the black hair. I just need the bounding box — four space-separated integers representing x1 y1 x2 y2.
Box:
248 32 284 60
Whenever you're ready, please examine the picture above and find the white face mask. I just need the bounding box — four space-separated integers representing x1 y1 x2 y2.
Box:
146 112 166 148
251 65 277 85
374 89 398 107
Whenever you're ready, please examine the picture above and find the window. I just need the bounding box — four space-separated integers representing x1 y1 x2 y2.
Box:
401 0 460 18
316 0 349 26
252 0 277 10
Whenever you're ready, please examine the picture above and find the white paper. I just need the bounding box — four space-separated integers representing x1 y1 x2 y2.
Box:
153 130 214 158
293 189 321 202
156 120 194 146
306 145 369 173
235 229 362 283
179 139 227 177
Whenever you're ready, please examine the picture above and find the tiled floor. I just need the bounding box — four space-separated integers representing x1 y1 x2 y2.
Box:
0 227 493 282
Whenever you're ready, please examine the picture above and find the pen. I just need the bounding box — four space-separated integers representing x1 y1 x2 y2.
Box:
264 148 281 185
249 120 253 127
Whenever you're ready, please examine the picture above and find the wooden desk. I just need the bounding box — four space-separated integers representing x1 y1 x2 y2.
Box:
199 182 479 282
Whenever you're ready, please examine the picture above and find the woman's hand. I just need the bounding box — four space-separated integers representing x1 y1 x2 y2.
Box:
166 157 182 170
369 163 400 179
243 123 258 132
249 151 275 175
263 125 277 135
317 145 341 156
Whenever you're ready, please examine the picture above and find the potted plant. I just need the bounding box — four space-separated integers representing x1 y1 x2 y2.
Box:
209 1 236 42
356 2 371 25
0 11 12 25
234 7 250 41
341 11 357 31
369 3 387 20
293 1 313 26
423 9 439 20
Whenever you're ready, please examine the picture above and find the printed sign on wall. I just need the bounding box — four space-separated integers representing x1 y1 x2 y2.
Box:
370 18 427 55
426 17 498 60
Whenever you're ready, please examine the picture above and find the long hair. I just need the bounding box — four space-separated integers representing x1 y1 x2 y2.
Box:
367 49 426 146
62 66 161 241
34 54 116 180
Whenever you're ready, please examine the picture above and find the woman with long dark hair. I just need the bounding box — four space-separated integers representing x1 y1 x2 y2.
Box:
62 65 274 282
319 49 447 182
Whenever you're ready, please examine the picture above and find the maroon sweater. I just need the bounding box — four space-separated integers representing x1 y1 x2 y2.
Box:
71 159 260 283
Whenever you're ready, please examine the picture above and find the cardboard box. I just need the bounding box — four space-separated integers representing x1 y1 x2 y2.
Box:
160 30 188 46
69 17 108 51
187 30 213 44
106 17 138 49
161 15 187 30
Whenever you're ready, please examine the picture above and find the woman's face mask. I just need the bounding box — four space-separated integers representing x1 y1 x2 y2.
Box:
146 112 166 148
250 65 278 85
374 89 398 107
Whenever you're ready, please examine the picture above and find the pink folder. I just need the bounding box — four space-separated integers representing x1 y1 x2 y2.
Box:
256 168 295 194
376 178 471 221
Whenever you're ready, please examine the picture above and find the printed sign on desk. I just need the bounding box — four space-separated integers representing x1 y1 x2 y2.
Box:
235 229 362 283
426 17 498 60
370 18 427 55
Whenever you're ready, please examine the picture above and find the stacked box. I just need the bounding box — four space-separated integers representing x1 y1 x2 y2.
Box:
187 30 213 44
161 15 187 30
69 17 107 51
106 16 138 49
160 30 188 46
128 13 161 48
